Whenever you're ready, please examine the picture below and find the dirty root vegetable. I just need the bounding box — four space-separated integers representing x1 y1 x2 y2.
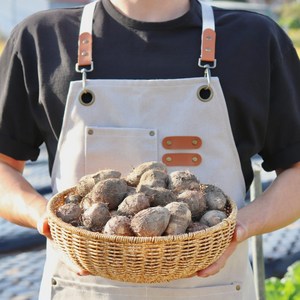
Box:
125 161 167 187
81 203 110 232
56 203 82 226
137 169 168 189
89 178 128 210
201 184 227 211
177 190 207 220
117 193 150 216
64 194 82 205
200 210 227 227
164 202 192 235
186 222 209 233
80 194 94 210
136 185 176 207
76 169 121 197
168 170 200 193
103 216 134 236
131 207 171 237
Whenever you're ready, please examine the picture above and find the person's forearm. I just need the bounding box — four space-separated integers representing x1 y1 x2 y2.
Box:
0 161 47 229
238 164 300 240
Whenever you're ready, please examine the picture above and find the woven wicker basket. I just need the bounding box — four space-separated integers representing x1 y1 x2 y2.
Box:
47 187 237 284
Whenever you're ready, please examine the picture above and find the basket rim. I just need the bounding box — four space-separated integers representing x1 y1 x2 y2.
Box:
47 186 237 244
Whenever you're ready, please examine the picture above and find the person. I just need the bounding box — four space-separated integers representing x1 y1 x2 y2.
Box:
0 0 299 299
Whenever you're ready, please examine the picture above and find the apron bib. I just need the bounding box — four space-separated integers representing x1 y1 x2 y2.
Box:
40 1 256 299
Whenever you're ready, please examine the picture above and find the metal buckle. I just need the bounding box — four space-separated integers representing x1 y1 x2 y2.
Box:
198 59 217 69
75 61 94 73
204 67 211 89
75 62 94 92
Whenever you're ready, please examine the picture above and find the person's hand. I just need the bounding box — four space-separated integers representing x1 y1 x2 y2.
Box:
37 212 52 239
37 213 90 276
195 221 248 278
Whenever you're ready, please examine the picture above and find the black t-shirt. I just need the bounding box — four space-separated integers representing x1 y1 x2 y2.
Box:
0 0 300 190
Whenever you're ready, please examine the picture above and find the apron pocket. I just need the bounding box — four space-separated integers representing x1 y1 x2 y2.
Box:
85 126 158 175
51 276 243 300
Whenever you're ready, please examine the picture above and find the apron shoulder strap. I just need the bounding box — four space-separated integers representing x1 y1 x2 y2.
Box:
76 1 217 70
198 1 216 68
77 0 99 69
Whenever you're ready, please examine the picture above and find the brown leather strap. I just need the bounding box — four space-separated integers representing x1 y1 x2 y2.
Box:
162 136 202 150
201 28 216 63
162 153 202 167
78 32 93 67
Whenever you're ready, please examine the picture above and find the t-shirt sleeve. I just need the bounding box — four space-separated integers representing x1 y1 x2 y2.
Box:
0 27 42 161
260 29 300 171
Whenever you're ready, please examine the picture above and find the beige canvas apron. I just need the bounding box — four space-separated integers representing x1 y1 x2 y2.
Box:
39 1 256 299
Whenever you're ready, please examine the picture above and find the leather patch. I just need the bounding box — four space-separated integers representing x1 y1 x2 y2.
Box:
78 32 92 67
162 136 202 149
162 153 202 166
201 28 216 63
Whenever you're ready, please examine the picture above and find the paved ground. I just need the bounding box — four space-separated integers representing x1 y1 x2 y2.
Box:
0 147 299 300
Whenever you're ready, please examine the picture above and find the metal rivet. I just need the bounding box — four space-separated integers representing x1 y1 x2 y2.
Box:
166 140 172 146
81 50 88 56
149 131 155 136
166 157 172 162
192 157 198 162
205 48 212 52
192 139 198 145
88 129 94 135
206 36 212 40
82 39 89 44
52 278 57 286
236 285 241 291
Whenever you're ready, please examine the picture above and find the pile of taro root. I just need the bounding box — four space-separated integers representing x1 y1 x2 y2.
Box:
56 162 230 237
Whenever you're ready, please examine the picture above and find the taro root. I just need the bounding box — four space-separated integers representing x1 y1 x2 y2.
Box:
81 203 110 232
126 186 137 196
186 222 209 233
137 185 176 207
110 210 120 217
76 175 95 197
65 193 82 205
168 170 200 193
201 184 227 211
137 169 168 189
125 161 167 187
103 216 134 236
76 169 121 197
131 206 171 237
117 193 150 216
56 203 82 226
89 178 128 210
164 202 192 236
177 190 207 220
200 210 227 227
79 194 94 210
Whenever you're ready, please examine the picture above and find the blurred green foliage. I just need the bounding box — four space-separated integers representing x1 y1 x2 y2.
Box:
265 261 300 300
277 2 300 29
276 1 300 50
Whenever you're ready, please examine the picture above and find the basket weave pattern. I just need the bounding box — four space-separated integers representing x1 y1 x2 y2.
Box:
47 187 237 283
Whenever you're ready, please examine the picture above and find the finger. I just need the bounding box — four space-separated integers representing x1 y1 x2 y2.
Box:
77 270 91 276
196 260 223 277
37 215 52 239
234 221 248 242
196 238 238 277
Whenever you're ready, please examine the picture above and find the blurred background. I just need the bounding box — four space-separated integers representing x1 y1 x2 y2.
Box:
0 0 299 299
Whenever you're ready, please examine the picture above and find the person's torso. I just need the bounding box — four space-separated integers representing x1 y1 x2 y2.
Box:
12 0 289 188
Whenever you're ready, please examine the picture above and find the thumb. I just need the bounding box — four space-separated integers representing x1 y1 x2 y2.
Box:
37 214 52 239
234 221 248 243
